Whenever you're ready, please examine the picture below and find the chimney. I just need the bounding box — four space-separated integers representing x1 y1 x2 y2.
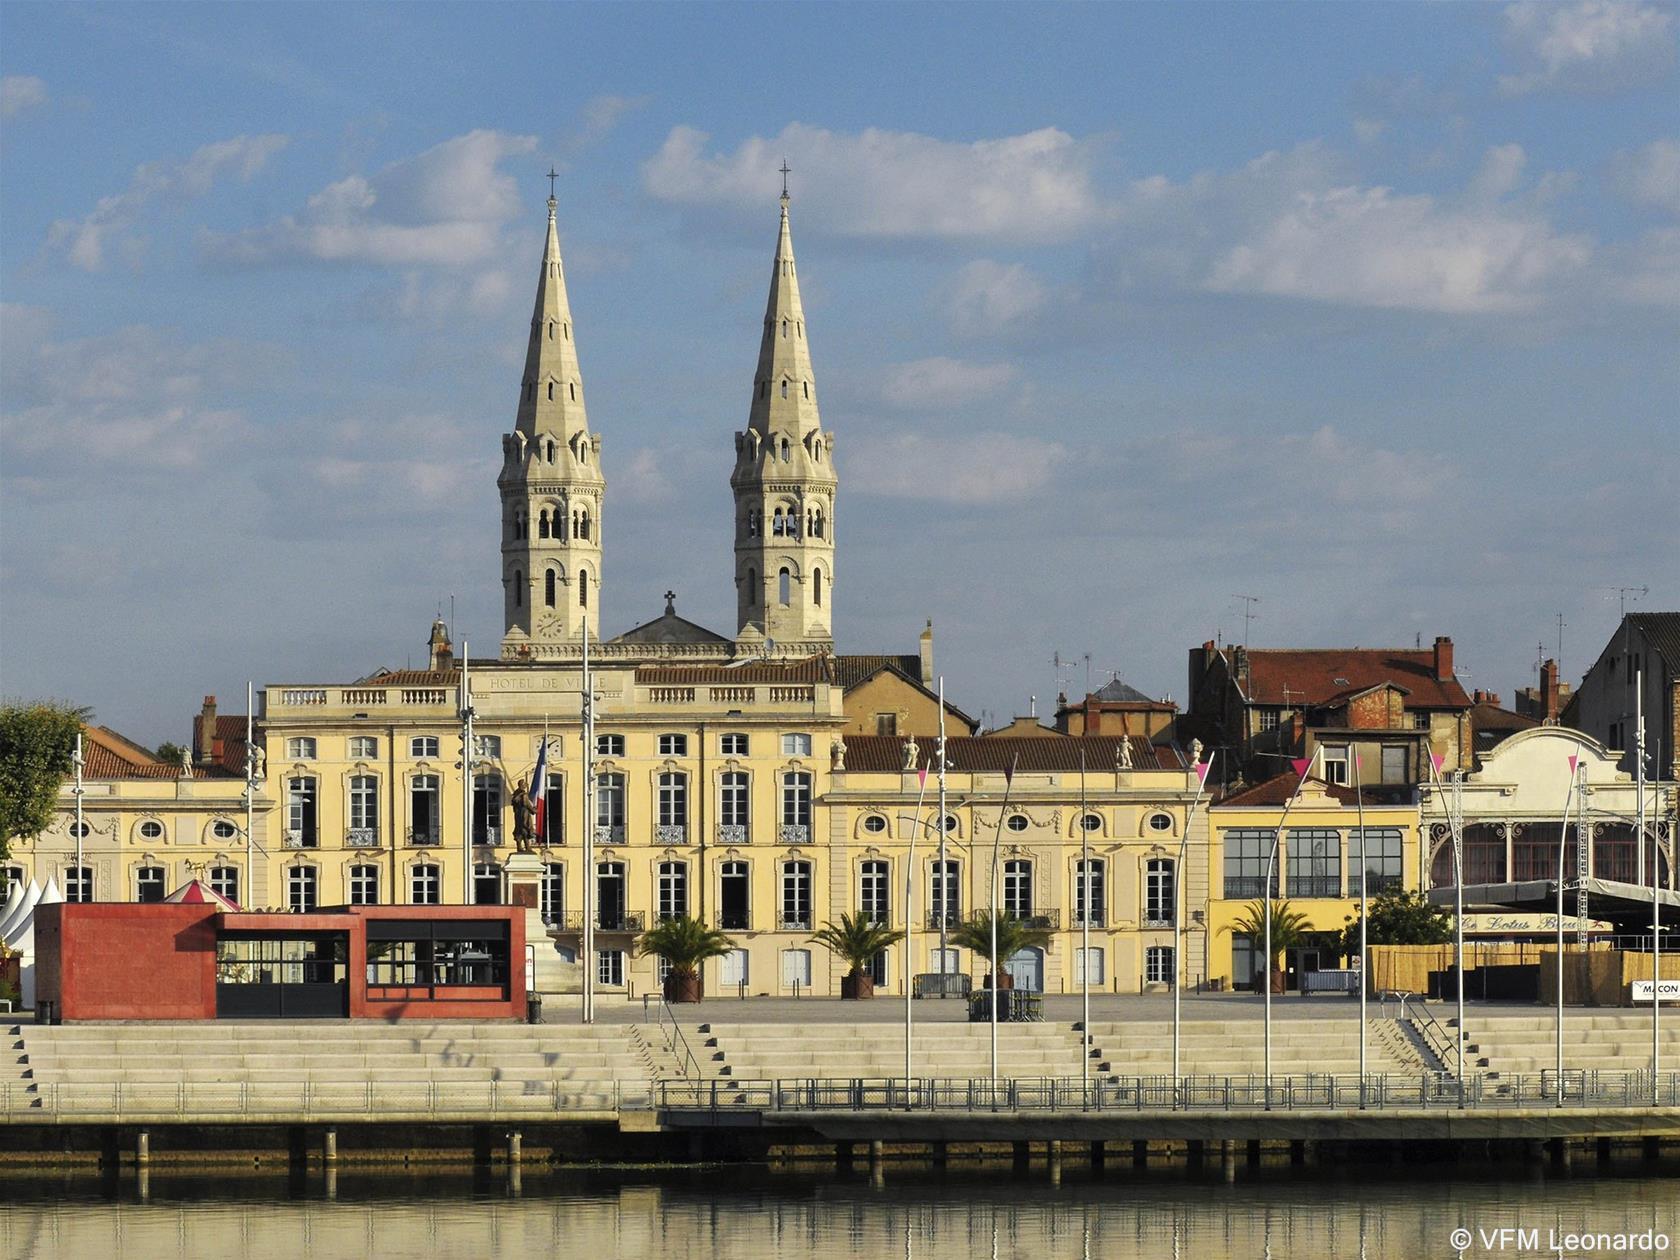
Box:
194 695 218 765
428 619 454 671
919 619 934 688
1233 645 1250 690
1432 636 1454 683
1541 657 1560 722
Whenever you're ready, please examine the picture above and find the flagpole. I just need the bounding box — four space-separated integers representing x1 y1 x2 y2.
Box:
1263 747 1319 1110
461 643 474 905
1353 745 1368 1107
937 678 949 969
989 755 1019 1092
72 731 85 900
1174 752 1213 1100
1079 748 1089 1099
904 761 930 1098
582 623 595 1025
1640 671 1658 1104
244 681 255 908
1556 749 1581 1104
1425 750 1467 1103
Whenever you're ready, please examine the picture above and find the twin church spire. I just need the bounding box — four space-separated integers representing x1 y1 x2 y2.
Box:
499 181 837 659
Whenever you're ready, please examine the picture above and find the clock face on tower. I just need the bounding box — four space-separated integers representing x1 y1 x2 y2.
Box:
536 614 563 637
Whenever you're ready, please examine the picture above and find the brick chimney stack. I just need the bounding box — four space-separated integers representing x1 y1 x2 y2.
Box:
1432 636 1454 683
919 619 934 688
195 695 218 766
1540 657 1560 722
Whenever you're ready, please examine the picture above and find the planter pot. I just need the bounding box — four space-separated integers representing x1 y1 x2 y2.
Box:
840 971 875 1000
981 972 1016 991
664 971 704 1004
1269 969 1287 995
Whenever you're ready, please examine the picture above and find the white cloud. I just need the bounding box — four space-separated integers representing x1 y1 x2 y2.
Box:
617 448 676 505
941 260 1050 336
1613 138 1680 214
46 134 288 271
644 123 1104 242
848 432 1063 504
0 74 47 118
204 130 536 267
878 358 1019 409
1499 0 1676 95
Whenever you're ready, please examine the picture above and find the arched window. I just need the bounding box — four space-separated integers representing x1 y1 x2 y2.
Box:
780 438 790 461
746 569 757 604
813 507 824 538
569 382 577 401
778 567 791 605
772 508 785 537
579 570 589 608
547 321 554 340
563 322 569 340
547 381 555 400
782 319 789 339
545 569 557 608
748 509 760 538
516 513 527 540
538 510 550 539
513 569 523 607
804 383 810 401
546 439 555 462
578 442 588 465
813 568 823 606
572 509 580 537
579 508 591 540
780 379 789 399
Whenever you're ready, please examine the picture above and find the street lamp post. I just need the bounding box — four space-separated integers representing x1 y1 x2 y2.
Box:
1262 748 1320 1109
1173 752 1214 1101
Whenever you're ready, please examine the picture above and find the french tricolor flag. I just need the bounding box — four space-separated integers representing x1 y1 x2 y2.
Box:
529 740 549 840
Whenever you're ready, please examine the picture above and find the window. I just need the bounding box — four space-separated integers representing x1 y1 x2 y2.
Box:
874 712 898 737
287 866 318 913
1350 828 1405 894
1146 812 1173 833
1323 746 1349 786
1286 828 1342 898
139 819 165 840
1074 946 1106 986
286 737 317 759
721 732 750 756
596 772 626 832
410 774 440 843
1257 709 1280 733
1144 858 1175 926
1003 859 1033 917
813 569 823 606
781 733 812 757
929 859 960 926
579 571 589 607
349 774 379 836
410 864 441 905
657 861 688 921
1078 812 1102 833
658 734 688 757
208 865 239 905
1145 945 1175 986
1074 858 1106 927
64 867 93 903
862 814 887 834
595 861 628 929
474 862 502 905
720 861 750 930
778 568 791 605
781 772 812 828
541 863 565 923
410 736 439 758
597 951 625 987
136 866 166 904
940 814 960 836
513 571 523 607
286 777 318 847
349 736 378 759
1006 813 1029 833
541 773 564 845
348 864 379 906
781 860 813 930
781 948 813 989
859 859 890 925
545 569 557 607
474 735 502 760
211 820 238 840
473 774 503 844
1223 828 1279 899
596 734 625 757
1412 711 1430 731
658 773 688 831
1380 745 1408 784
1232 934 1259 991
720 772 750 830
68 821 89 839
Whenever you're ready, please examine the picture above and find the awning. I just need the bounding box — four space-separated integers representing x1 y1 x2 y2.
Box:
1428 879 1680 931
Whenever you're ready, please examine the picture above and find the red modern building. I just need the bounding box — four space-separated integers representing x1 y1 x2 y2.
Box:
34 902 527 1022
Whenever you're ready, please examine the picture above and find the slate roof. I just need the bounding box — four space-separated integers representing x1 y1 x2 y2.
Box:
841 735 1184 774
1092 677 1158 704
609 606 732 647
1629 613 1680 671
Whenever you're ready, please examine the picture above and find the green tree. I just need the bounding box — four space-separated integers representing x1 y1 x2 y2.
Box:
0 702 87 861
1341 889 1453 954
1229 900 1311 970
156 741 187 765
950 910 1054 969
809 912 905 989
635 916 737 981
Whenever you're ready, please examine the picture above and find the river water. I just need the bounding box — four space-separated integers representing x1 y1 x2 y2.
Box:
3 1163 1676 1259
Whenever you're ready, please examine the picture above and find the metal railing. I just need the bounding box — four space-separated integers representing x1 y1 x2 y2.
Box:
1397 993 1459 1068
557 910 646 933
653 997 700 1081
654 1070 1680 1114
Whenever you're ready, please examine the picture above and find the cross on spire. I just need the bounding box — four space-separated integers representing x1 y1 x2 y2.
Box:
547 167 559 200
664 590 677 614
779 159 791 200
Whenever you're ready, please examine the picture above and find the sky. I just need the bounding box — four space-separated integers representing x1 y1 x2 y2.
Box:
1 1 1677 747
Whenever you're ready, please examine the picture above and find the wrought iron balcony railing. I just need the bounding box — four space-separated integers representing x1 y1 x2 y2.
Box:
345 829 379 849
779 824 810 845
717 824 748 845
408 829 441 847
557 910 646 933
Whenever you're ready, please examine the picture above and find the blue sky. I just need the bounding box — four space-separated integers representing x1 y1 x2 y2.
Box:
2 1 1676 745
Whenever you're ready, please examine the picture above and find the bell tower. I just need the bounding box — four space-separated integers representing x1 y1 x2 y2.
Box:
730 179 837 652
499 186 605 657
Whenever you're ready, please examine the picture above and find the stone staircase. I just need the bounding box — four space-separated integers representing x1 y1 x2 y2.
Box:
694 1020 1094 1081
1448 1013 1680 1079
1083 1018 1432 1077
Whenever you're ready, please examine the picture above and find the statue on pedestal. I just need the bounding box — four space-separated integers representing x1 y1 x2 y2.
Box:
512 777 535 852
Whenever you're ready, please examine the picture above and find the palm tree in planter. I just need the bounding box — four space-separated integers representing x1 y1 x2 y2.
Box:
1229 900 1311 995
636 916 736 1004
809 912 905 999
951 911 1054 990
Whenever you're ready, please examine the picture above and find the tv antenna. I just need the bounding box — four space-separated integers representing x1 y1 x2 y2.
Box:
1602 585 1648 620
1232 595 1261 647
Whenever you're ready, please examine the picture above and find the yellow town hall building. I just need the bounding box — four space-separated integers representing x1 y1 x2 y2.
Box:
25 187 1213 998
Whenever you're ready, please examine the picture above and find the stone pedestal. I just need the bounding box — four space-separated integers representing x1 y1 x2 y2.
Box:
503 852 579 995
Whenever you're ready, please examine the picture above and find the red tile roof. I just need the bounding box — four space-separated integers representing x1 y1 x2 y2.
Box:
841 735 1184 774
1214 769 1357 808
80 726 205 780
1238 649 1471 709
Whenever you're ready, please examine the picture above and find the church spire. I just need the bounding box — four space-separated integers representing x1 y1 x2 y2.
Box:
731 181 838 651
499 187 605 655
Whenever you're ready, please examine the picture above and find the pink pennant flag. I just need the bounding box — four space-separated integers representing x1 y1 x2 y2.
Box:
918 768 928 788
1567 756 1578 772
1430 753 1444 774
1291 758 1311 778
1195 760 1212 785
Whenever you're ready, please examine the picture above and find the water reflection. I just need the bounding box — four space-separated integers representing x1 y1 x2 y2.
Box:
2 1166 1676 1260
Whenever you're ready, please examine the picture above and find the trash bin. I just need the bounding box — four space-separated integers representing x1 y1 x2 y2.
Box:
526 994 543 1024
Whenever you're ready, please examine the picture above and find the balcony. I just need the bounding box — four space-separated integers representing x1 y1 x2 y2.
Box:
719 912 751 931
408 829 441 847
282 831 317 850
1223 877 1278 900
1008 908 1060 930
1141 916 1174 930
473 827 503 848
557 910 645 933
655 824 687 845
925 910 964 930
779 824 810 845
717 824 748 845
345 829 379 849
777 914 813 932
1072 909 1109 929
594 825 625 846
